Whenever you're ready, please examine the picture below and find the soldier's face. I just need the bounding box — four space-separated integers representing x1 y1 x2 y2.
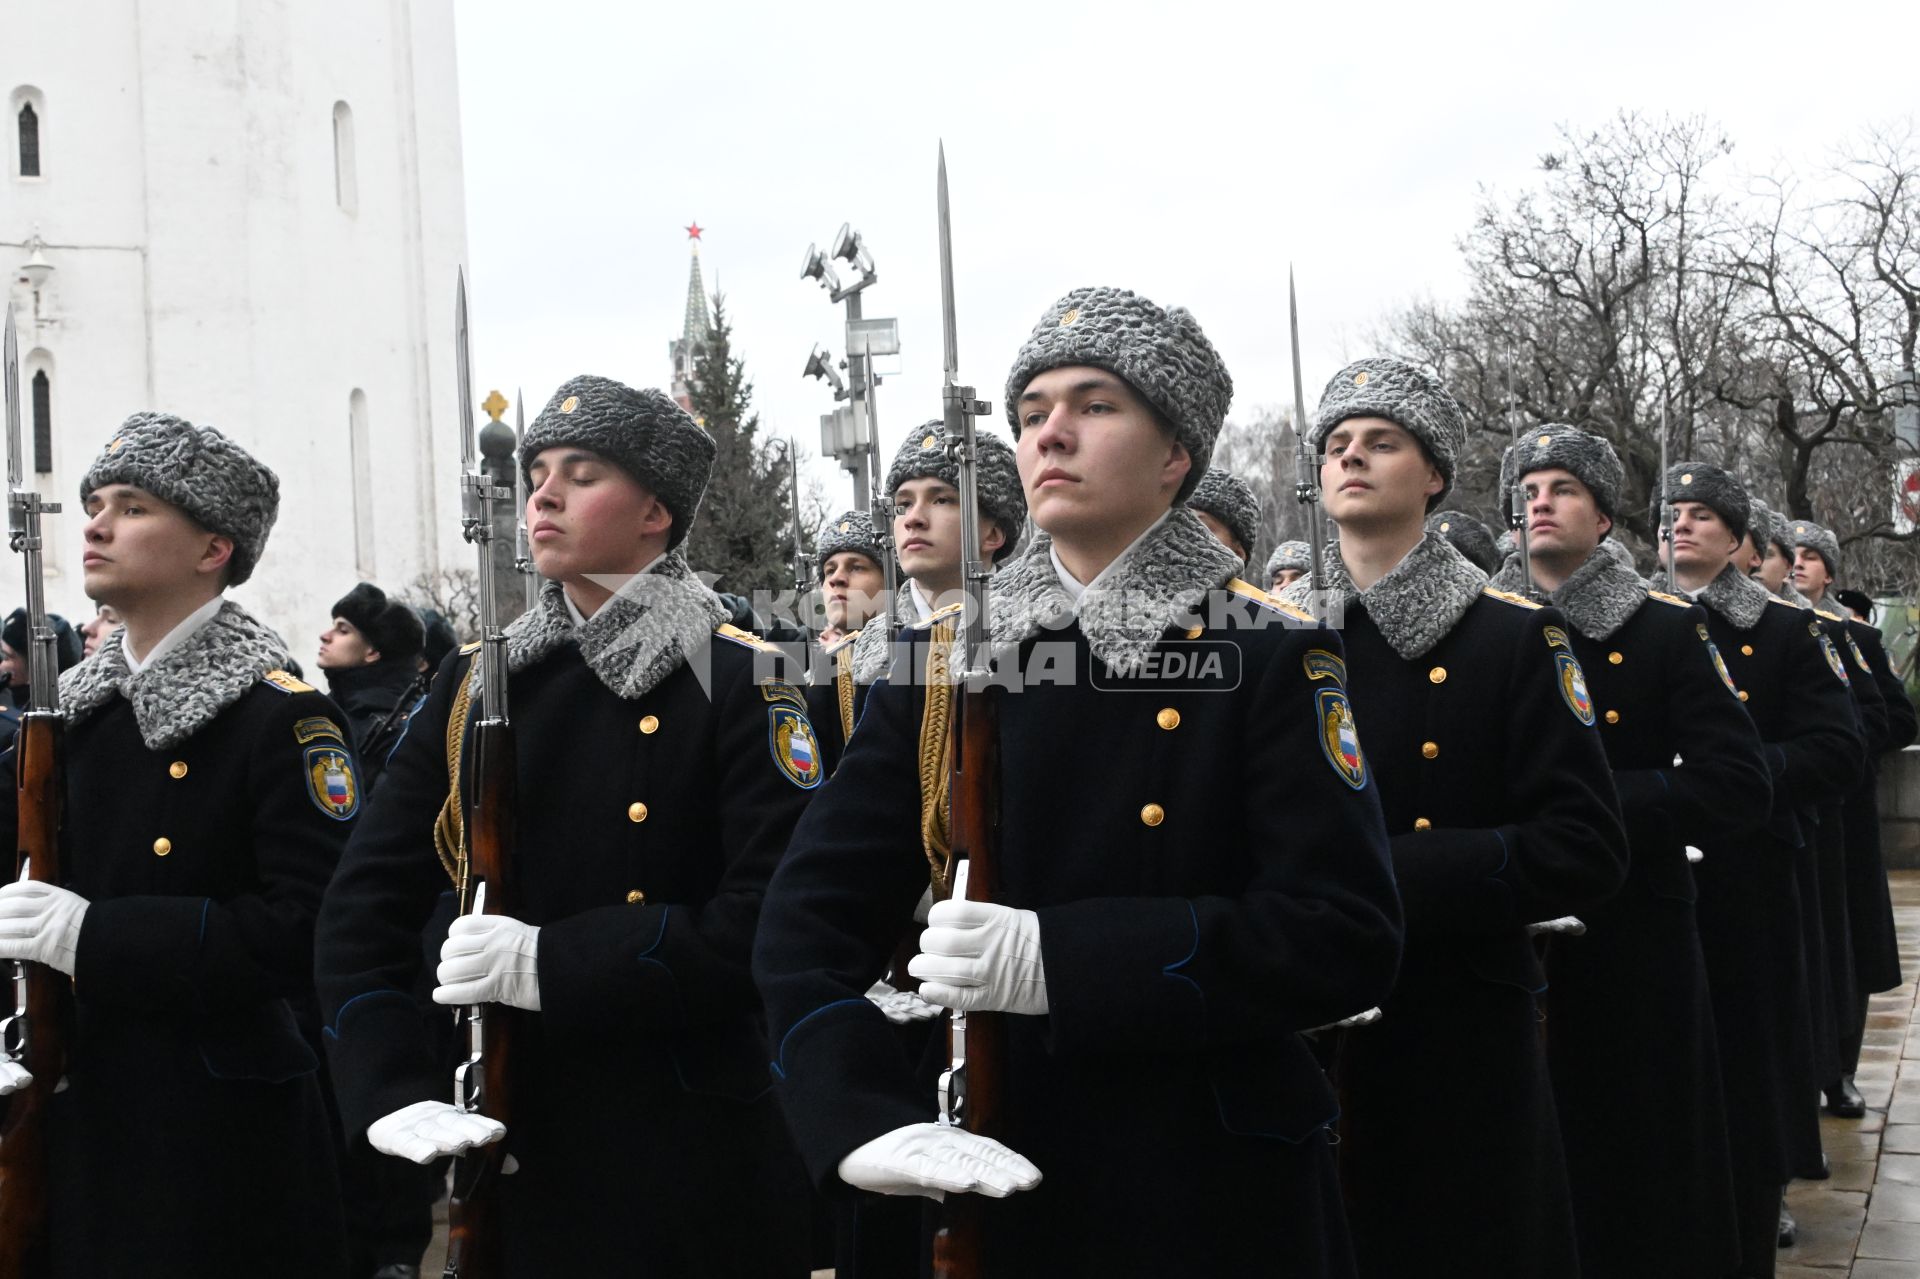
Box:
1792 546 1832 596
525 448 673 583
820 551 885 632
1015 367 1189 544
1272 567 1304 591
1665 501 1737 576
317 617 376 670
1320 418 1444 528
1759 540 1794 591
80 484 235 607
890 478 1004 587
1520 468 1610 560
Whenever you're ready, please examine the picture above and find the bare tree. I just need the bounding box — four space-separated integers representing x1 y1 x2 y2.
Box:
403 567 481 643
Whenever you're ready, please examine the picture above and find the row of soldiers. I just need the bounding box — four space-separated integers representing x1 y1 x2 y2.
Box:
0 282 1904 1279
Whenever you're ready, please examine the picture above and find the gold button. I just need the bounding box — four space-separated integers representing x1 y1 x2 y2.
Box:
1184 624 1204 639
1421 741 1439 759
1537 434 1552 447
1737 690 1750 702
1604 710 1620 724
1607 652 1623 665
1741 645 1753 656
1413 817 1432 832
168 761 188 778
1428 666 1447 684
1140 804 1165 827
638 715 660 735
153 837 172 856
1156 708 1181 731
1440 521 1452 532
627 802 649 823
625 890 646 905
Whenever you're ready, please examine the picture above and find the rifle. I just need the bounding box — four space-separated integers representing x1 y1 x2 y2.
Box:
512 391 536 612
442 272 519 1279
1658 402 1674 592
1505 347 1535 596
0 304 66 1278
930 143 1005 1279
1287 269 1333 622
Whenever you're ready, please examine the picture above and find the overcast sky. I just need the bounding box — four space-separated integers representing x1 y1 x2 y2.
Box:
454 0 1913 514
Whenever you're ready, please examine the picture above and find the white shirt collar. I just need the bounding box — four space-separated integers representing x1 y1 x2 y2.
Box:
907 579 936 622
1049 511 1171 605
123 594 226 676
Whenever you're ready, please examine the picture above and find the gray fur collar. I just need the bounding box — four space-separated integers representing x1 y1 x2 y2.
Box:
60 599 293 750
499 552 730 700
848 585 919 684
1487 552 1540 601
1695 563 1772 631
989 509 1242 672
1548 548 1650 642
1285 532 1487 661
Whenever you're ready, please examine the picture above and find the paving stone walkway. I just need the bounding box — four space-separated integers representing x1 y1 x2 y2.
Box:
1782 871 1920 1276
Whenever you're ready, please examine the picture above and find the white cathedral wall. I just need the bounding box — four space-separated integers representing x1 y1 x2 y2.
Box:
0 0 469 672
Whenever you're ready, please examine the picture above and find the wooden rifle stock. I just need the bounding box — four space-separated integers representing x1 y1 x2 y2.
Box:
931 684 1003 1279
441 715 517 1279
0 713 67 1277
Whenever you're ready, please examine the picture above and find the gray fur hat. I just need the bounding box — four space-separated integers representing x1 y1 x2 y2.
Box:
1650 461 1749 545
1498 422 1625 523
1264 539 1313 583
1002 286 1232 504
1427 509 1501 574
1310 357 1465 507
815 509 884 575
884 420 1025 562
1789 518 1841 577
1185 468 1260 557
80 413 280 585
1748 498 1792 555
519 374 714 550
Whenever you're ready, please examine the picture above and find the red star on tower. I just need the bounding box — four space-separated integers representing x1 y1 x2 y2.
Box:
685 221 704 241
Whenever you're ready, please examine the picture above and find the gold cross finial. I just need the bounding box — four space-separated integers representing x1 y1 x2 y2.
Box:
482 389 508 422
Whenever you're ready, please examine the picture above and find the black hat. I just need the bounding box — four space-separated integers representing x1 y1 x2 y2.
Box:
418 608 457 672
331 583 425 663
1 609 81 672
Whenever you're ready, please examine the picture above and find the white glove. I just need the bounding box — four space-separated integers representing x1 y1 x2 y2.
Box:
0 880 88 977
1308 1006 1383 1032
432 913 542 1012
0 1057 31 1095
865 978 944 1026
1526 916 1587 938
837 1121 1042 1201
1686 846 1704 864
908 899 1048 1016
367 1099 506 1165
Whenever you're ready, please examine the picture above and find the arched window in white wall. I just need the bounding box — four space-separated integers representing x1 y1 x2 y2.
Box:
31 368 51 473
332 101 357 214
349 389 375 575
11 87 45 179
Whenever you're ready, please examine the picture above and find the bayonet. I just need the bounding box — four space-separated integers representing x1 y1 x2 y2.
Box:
1288 268 1334 622
513 390 535 610
1505 346 1535 597
784 437 811 641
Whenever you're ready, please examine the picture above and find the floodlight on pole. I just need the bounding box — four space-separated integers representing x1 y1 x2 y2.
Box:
800 244 841 295
803 344 848 400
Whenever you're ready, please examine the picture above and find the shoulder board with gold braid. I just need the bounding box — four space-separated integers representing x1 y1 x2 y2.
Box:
1225 577 1314 622
1766 594 1803 609
1813 606 1846 623
1646 590 1691 608
904 601 966 634
1481 586 1543 610
715 622 781 653
261 669 315 694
